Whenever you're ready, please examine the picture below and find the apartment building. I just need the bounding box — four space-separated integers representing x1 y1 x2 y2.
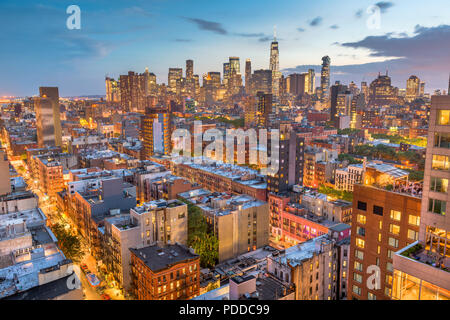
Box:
391 96 450 300
130 243 200 300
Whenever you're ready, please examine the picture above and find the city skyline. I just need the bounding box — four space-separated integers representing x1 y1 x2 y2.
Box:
1 0 450 96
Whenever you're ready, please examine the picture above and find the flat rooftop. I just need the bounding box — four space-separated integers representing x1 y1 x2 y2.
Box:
130 243 198 273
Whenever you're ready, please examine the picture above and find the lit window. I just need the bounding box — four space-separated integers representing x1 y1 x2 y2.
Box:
432 155 450 171
390 210 401 221
428 198 446 216
357 214 366 224
407 229 419 241
389 224 401 235
408 215 420 226
356 238 365 249
436 110 450 125
430 177 449 193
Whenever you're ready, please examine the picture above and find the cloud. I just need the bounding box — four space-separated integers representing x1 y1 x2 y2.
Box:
258 36 273 42
123 6 152 17
297 27 306 32
234 32 265 38
283 24 450 91
330 25 339 30
375 1 395 14
309 16 323 27
184 17 227 35
174 38 193 42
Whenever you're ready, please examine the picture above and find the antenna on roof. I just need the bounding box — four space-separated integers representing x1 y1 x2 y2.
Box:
273 25 277 42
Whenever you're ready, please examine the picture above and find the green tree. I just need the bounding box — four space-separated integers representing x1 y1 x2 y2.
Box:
51 223 84 263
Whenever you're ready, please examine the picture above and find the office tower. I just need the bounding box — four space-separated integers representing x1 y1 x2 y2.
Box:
361 82 369 103
245 59 252 94
406 75 421 102
269 31 281 98
243 95 257 128
419 82 425 97
305 69 316 95
168 68 183 93
186 59 194 79
0 150 11 196
320 56 331 104
287 73 307 96
229 57 240 75
348 183 422 300
141 107 170 159
369 72 397 106
34 87 62 148
252 69 272 95
267 123 305 193
223 62 230 85
330 84 348 125
256 92 272 128
391 96 450 300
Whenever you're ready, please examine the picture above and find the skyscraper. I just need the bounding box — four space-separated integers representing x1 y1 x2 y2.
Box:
186 60 194 79
245 59 252 94
305 69 316 95
168 68 183 93
320 56 331 104
141 107 171 159
229 57 240 75
34 87 62 148
256 92 272 128
406 75 420 102
269 29 281 98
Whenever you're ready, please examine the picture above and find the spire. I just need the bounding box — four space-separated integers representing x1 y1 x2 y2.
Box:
273 25 277 42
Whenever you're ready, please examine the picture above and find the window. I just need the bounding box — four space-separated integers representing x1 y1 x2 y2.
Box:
368 292 377 300
434 132 450 148
389 224 401 235
357 214 366 224
408 229 419 241
390 210 401 221
388 237 399 248
357 201 367 211
356 226 365 236
436 110 450 125
428 198 446 216
373 205 383 216
408 215 420 226
386 262 393 272
387 250 395 259
356 238 365 249
353 273 363 283
355 250 364 260
354 261 363 272
432 155 450 171
352 285 361 296
385 287 392 297
430 177 449 193
386 275 393 285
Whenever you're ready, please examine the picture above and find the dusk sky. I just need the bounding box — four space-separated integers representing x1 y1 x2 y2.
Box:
1 0 449 96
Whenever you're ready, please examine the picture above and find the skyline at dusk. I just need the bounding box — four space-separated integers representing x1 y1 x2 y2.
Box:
1 0 450 96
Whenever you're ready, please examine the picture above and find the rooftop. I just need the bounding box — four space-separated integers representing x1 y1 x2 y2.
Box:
130 243 199 273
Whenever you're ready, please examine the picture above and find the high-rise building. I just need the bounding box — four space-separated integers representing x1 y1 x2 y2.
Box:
348 182 422 300
256 92 273 128
406 75 421 102
368 72 397 106
119 70 154 112
252 69 272 95
391 95 450 300
269 32 281 98
245 59 252 94
141 107 170 159
229 57 240 75
105 77 120 102
168 68 183 93
223 62 230 85
186 59 194 79
320 56 331 104
287 73 306 96
330 84 348 125
34 87 62 148
305 69 316 95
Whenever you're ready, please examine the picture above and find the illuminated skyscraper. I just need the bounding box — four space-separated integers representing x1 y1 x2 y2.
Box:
105 77 120 102
168 68 183 93
269 28 281 98
223 62 230 85
406 75 420 102
245 59 252 94
34 87 62 148
229 57 240 75
305 69 316 95
141 107 170 159
186 60 194 79
252 70 272 95
320 56 331 104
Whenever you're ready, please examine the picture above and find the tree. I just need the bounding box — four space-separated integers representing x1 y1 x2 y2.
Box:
51 223 84 263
